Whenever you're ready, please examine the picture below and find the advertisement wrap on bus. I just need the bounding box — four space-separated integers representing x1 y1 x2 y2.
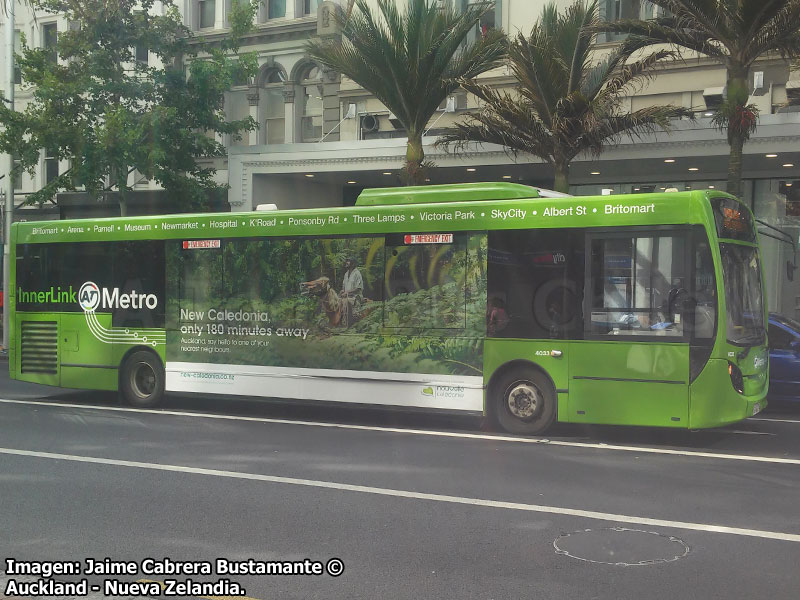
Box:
8 183 768 434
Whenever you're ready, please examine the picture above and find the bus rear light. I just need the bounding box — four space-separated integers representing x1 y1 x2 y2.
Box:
728 362 744 394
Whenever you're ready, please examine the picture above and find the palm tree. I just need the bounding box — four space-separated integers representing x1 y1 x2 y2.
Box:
308 0 505 185
440 0 691 193
591 0 800 198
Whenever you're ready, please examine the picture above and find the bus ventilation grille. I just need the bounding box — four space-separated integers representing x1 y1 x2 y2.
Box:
21 321 58 374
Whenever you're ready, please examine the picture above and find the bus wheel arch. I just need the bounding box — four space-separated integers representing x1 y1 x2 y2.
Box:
119 347 165 408
487 360 557 435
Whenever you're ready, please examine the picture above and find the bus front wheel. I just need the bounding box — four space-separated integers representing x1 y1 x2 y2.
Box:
493 367 556 435
120 351 165 408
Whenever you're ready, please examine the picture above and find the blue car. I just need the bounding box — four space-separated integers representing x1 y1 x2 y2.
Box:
768 313 800 401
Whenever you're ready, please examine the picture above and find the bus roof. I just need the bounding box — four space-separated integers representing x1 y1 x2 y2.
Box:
355 182 538 206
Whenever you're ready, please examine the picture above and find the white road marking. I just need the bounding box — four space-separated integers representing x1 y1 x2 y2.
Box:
725 430 776 436
750 417 800 424
1 398 799 465
1 446 799 543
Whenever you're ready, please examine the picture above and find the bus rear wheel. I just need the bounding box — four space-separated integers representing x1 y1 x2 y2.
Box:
493 367 556 435
120 351 165 408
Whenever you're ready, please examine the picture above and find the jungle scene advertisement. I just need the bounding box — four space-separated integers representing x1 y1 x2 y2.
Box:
165 233 487 376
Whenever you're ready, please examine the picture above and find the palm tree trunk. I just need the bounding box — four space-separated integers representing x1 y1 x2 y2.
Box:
405 134 426 186
727 132 744 198
553 160 569 194
725 65 749 199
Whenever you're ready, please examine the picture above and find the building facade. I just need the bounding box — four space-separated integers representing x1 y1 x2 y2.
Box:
2 0 800 315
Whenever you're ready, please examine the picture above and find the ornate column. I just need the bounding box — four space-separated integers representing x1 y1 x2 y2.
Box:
320 66 340 142
247 86 260 146
283 83 296 143
215 0 225 29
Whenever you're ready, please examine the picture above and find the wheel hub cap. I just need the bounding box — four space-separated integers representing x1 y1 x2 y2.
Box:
508 383 539 419
132 362 156 397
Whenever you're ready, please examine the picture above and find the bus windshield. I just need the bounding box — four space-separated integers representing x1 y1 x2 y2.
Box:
720 243 765 345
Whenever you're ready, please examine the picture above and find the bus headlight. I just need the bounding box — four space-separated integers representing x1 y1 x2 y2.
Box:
728 362 744 394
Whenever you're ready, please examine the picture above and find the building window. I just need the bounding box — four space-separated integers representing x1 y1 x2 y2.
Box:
269 0 286 18
264 70 285 144
438 93 467 111
461 1 500 46
601 0 661 41
476 5 495 36
231 62 250 87
44 148 59 185
43 22 57 62
299 65 322 142
14 30 21 84
199 0 216 29
135 43 148 65
303 0 319 16
227 0 254 26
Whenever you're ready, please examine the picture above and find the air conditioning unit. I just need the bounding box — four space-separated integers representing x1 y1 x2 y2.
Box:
703 86 725 110
360 114 379 133
388 113 404 130
787 79 800 102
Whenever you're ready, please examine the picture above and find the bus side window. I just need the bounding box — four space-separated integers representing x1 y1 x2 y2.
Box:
15 244 51 308
176 241 224 314
487 229 585 340
588 234 687 337
689 236 716 341
383 235 468 330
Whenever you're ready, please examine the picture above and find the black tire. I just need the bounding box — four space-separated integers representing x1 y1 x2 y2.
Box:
120 350 165 408
492 366 556 435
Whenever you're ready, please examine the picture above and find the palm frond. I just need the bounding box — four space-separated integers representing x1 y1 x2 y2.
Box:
747 2 800 61
588 17 728 59
590 104 692 150
308 0 504 137
438 95 556 164
446 0 691 183
593 49 677 110
508 26 566 126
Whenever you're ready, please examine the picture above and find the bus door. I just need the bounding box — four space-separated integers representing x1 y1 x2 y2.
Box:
569 230 691 427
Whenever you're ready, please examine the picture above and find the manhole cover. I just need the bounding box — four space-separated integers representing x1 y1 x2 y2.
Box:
553 527 690 566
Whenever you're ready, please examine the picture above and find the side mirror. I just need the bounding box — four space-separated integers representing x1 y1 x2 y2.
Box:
790 340 800 355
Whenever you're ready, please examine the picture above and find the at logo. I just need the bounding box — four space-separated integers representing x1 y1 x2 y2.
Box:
77 281 158 312
79 281 101 312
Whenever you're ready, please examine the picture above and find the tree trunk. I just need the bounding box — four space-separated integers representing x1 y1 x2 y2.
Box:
725 65 749 199
726 132 744 198
553 160 569 194
405 134 426 186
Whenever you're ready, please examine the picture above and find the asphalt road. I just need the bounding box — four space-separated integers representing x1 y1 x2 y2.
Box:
2 368 800 599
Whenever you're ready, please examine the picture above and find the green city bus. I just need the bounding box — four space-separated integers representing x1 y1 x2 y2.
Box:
8 182 768 434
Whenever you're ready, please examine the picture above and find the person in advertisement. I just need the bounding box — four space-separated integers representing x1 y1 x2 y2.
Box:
340 257 363 328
